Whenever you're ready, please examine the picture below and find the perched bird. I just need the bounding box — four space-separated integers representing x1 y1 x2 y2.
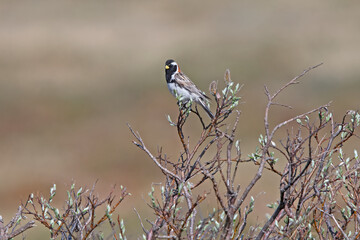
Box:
165 59 214 119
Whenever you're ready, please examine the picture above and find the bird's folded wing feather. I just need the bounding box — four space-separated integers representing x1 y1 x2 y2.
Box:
175 72 210 100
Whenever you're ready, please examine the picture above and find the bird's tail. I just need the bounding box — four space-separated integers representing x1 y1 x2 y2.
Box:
198 99 214 119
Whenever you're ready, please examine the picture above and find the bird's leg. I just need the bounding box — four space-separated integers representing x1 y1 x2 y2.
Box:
177 100 191 127
177 100 186 116
182 100 192 116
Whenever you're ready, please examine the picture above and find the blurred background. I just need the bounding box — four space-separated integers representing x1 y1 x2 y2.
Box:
1 0 359 238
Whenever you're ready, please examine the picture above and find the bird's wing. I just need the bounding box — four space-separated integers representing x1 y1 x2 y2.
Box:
175 72 210 100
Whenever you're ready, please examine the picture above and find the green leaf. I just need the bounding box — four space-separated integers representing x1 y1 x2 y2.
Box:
77 187 83 196
326 113 332 122
354 149 358 160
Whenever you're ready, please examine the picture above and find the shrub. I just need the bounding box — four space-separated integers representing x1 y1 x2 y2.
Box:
1 64 359 240
129 64 360 239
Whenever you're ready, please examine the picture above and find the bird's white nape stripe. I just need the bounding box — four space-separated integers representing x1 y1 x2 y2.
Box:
171 71 178 80
170 62 177 66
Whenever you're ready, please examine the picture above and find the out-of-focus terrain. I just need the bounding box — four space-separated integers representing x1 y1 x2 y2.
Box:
0 1 359 238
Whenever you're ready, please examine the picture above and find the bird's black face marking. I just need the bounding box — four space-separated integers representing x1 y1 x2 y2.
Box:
165 59 175 66
165 59 178 83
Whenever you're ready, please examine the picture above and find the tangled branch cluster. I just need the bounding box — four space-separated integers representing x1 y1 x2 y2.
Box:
1 64 359 240
22 183 129 240
0 207 35 240
129 64 360 240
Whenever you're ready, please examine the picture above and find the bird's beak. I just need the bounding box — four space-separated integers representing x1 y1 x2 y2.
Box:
165 65 170 70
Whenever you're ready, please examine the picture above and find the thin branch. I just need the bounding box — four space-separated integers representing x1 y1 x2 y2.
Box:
128 123 181 181
134 208 148 234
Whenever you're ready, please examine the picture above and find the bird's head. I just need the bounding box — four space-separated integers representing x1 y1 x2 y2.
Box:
165 59 180 74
